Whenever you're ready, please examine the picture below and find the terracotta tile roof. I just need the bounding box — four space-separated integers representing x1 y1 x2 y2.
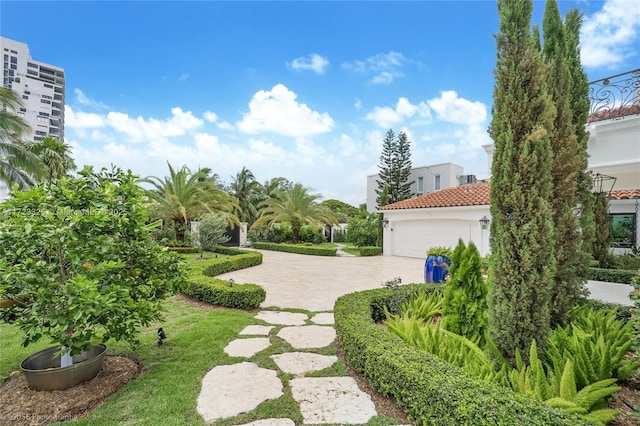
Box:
609 189 640 200
588 104 640 123
381 182 491 210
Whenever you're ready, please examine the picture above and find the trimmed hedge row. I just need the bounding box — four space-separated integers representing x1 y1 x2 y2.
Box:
165 246 200 254
334 286 591 426
201 250 263 277
359 246 382 256
251 242 336 256
182 276 265 309
586 267 637 284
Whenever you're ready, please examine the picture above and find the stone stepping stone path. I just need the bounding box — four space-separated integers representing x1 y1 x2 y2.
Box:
196 310 379 425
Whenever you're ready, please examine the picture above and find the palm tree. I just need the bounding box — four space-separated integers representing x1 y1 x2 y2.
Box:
252 183 338 243
0 87 45 188
29 136 76 182
141 162 239 242
229 167 261 227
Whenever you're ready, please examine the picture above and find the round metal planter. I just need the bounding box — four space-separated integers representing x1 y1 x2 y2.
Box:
20 344 107 391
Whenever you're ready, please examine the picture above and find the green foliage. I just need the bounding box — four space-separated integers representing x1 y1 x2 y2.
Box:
332 227 347 243
0 166 187 355
359 246 382 256
442 240 488 345
426 246 453 259
489 0 556 364
194 213 230 256
319 199 359 222
182 276 265 309
298 225 327 244
200 249 263 276
586 267 637 284
591 193 612 266
395 289 443 323
375 129 413 207
546 306 637 389
346 213 379 248
334 287 590 425
250 242 336 256
164 246 200 254
252 183 338 244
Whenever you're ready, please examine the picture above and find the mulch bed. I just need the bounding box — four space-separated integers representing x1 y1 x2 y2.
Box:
0 356 143 426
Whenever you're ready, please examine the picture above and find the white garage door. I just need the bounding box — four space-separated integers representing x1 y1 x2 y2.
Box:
391 220 471 258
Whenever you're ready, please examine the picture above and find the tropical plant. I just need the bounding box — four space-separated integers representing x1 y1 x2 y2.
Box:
194 213 230 257
28 135 76 182
228 166 261 227
320 199 359 223
0 166 186 363
0 87 45 188
251 183 338 243
141 162 239 242
375 129 413 207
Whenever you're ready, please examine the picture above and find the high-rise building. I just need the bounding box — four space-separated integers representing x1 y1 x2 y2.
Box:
1 37 65 143
1 37 65 201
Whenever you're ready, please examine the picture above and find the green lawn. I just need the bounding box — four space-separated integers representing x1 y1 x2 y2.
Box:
1 297 255 425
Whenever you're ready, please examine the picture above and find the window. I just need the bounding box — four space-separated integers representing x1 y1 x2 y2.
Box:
27 69 37 76
24 90 30 95
610 214 636 249
41 99 51 104
435 175 441 191
27 62 38 68
42 94 52 99
22 95 28 99
10 56 17 64
44 83 53 88
417 177 424 195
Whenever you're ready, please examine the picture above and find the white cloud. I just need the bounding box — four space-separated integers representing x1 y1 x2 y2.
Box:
74 89 109 109
237 84 334 137
366 97 432 128
354 98 362 109
106 107 204 143
218 121 234 131
287 54 329 74
179 73 189 81
427 91 487 125
65 106 106 129
581 0 640 68
203 111 218 122
343 51 406 84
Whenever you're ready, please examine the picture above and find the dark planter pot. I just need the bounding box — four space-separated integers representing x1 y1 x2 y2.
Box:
20 344 107 391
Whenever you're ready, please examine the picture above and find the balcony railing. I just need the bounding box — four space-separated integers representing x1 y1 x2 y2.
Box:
588 68 640 123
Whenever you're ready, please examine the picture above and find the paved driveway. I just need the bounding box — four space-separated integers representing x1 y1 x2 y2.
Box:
216 250 426 311
216 250 634 311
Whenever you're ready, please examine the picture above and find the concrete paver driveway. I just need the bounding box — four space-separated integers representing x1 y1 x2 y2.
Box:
216 249 634 311
216 250 426 311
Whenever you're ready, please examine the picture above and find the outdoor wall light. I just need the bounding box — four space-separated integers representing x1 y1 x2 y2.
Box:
382 218 389 228
479 215 490 230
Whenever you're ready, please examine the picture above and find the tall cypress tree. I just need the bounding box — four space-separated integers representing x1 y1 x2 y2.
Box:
564 8 595 277
542 0 584 325
488 0 556 363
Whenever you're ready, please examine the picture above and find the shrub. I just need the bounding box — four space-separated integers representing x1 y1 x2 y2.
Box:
586 267 637 284
182 276 265 309
298 225 326 244
334 287 590 425
201 250 263 276
359 246 382 256
333 227 347 243
346 213 378 247
442 240 488 345
194 213 230 255
251 242 336 256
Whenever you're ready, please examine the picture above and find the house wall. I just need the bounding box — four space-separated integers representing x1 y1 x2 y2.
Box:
382 205 491 258
587 115 640 191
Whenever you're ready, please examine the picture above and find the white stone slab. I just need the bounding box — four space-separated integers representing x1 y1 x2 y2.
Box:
271 352 338 376
290 377 377 424
197 362 283 422
224 337 271 358
256 311 308 325
277 325 336 349
236 420 295 426
239 325 274 336
310 312 334 325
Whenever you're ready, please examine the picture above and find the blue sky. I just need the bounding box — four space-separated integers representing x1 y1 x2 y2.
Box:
2 0 639 206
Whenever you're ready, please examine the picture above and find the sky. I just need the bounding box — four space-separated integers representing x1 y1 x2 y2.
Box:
1 0 639 206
